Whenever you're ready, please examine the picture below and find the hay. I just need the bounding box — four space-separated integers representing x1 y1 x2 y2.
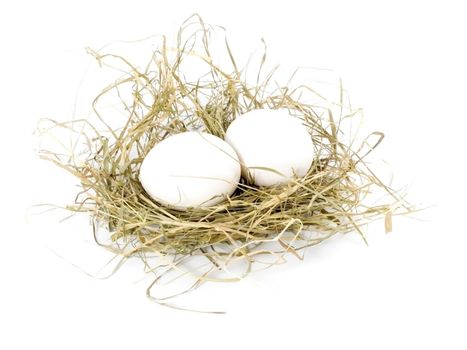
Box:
37 14 411 312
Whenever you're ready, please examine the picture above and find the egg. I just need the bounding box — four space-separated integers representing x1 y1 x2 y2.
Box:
139 131 241 210
224 109 314 186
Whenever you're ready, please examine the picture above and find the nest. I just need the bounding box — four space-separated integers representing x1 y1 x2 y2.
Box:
38 15 410 311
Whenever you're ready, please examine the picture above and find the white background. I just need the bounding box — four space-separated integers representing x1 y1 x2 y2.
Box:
1 0 466 349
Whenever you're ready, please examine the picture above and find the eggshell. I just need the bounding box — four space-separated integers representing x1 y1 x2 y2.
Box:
224 109 314 186
139 132 241 210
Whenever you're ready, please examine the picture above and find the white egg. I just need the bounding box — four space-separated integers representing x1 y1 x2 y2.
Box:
225 109 314 186
139 131 241 210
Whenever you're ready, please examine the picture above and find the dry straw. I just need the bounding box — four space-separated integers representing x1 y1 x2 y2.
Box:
38 14 411 312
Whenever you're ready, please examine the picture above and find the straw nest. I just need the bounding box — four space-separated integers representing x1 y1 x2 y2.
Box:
38 15 410 310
